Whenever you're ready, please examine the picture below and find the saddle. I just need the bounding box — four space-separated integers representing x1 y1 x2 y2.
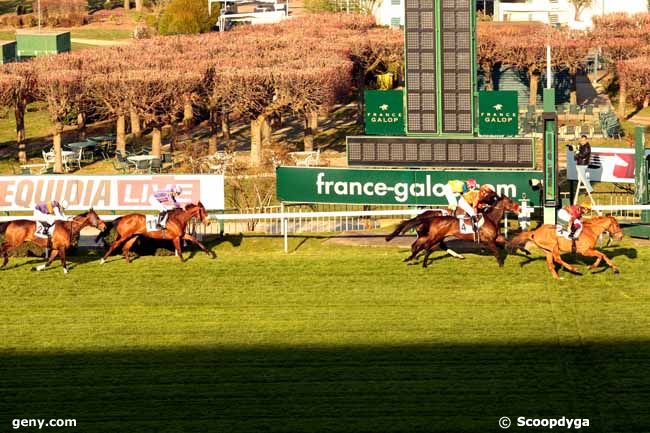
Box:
555 225 583 241
35 222 55 239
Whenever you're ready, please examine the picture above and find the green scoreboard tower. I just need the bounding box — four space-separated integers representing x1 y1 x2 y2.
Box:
404 0 476 136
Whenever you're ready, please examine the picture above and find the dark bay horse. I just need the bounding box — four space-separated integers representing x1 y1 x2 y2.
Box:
98 202 214 264
386 195 521 267
508 216 624 279
0 210 106 273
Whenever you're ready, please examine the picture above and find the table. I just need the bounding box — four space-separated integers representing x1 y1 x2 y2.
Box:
88 135 116 144
88 135 117 158
127 155 158 173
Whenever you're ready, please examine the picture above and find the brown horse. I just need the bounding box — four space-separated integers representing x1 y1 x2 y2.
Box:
386 195 521 267
0 210 106 273
508 216 624 279
98 202 214 264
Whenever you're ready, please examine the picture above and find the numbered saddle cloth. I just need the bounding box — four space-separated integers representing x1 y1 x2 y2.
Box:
35 222 55 239
458 216 484 234
145 214 167 232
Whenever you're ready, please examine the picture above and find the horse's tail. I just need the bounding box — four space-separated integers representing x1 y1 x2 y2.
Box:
507 231 534 252
94 218 118 244
386 216 423 242
0 222 8 235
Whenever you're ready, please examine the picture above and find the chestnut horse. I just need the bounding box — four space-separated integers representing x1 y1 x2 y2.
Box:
0 210 106 273
386 195 521 266
98 202 214 264
508 216 624 279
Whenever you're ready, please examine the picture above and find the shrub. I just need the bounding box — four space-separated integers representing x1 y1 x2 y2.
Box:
304 0 337 13
158 0 212 35
36 0 88 14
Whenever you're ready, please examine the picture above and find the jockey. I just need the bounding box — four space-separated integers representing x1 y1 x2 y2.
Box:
33 200 70 234
444 178 480 220
558 203 591 239
149 186 183 228
558 202 591 253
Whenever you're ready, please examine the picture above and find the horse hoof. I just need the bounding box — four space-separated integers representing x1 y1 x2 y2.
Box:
99 258 105 265
614 268 620 274
63 268 68 274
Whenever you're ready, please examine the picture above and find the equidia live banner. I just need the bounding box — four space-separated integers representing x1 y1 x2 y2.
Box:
276 167 543 206
0 175 225 212
567 147 650 184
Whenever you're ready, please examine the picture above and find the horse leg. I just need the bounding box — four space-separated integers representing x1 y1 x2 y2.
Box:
587 254 604 271
59 249 68 274
486 240 504 267
545 252 561 280
100 236 131 264
582 248 620 274
404 237 426 262
0 242 10 268
122 237 139 264
551 246 581 275
440 240 465 260
182 233 215 258
34 249 59 272
421 236 444 268
173 237 184 262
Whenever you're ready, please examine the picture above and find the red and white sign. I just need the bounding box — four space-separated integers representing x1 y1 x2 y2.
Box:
0 175 224 211
567 147 650 184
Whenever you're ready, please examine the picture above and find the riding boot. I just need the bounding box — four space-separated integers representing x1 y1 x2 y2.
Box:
471 215 479 242
157 211 167 229
570 227 577 254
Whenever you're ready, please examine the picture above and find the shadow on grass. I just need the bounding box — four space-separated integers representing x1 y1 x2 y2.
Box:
1 343 649 432
515 247 637 271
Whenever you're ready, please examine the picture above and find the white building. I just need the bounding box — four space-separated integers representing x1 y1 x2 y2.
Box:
494 0 648 29
371 0 403 28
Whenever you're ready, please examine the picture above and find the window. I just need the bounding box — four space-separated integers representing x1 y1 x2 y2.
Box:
391 0 400 5
390 17 401 28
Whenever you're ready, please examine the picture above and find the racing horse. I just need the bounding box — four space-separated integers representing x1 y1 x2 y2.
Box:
507 215 624 279
98 202 214 264
386 194 521 266
0 210 106 273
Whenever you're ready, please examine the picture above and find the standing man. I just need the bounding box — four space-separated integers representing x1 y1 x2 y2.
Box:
569 135 593 202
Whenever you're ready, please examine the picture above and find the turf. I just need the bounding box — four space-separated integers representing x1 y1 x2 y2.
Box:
1 235 649 432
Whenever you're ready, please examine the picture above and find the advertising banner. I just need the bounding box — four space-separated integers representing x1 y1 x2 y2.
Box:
0 174 224 211
478 91 519 136
567 147 650 184
277 167 543 206
364 90 405 136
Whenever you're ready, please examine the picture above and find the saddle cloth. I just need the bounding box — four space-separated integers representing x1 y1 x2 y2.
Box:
458 216 485 234
35 222 56 239
555 225 583 240
145 214 167 232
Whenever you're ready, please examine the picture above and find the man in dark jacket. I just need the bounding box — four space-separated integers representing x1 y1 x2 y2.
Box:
568 135 593 194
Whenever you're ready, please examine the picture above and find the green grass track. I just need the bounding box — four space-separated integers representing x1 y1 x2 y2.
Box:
1 236 650 432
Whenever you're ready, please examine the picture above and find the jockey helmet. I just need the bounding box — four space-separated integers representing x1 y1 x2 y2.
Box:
466 179 478 189
581 202 592 210
59 199 69 209
174 185 183 195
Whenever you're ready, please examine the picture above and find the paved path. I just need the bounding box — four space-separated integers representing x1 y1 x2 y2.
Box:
576 73 612 108
71 38 130 47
